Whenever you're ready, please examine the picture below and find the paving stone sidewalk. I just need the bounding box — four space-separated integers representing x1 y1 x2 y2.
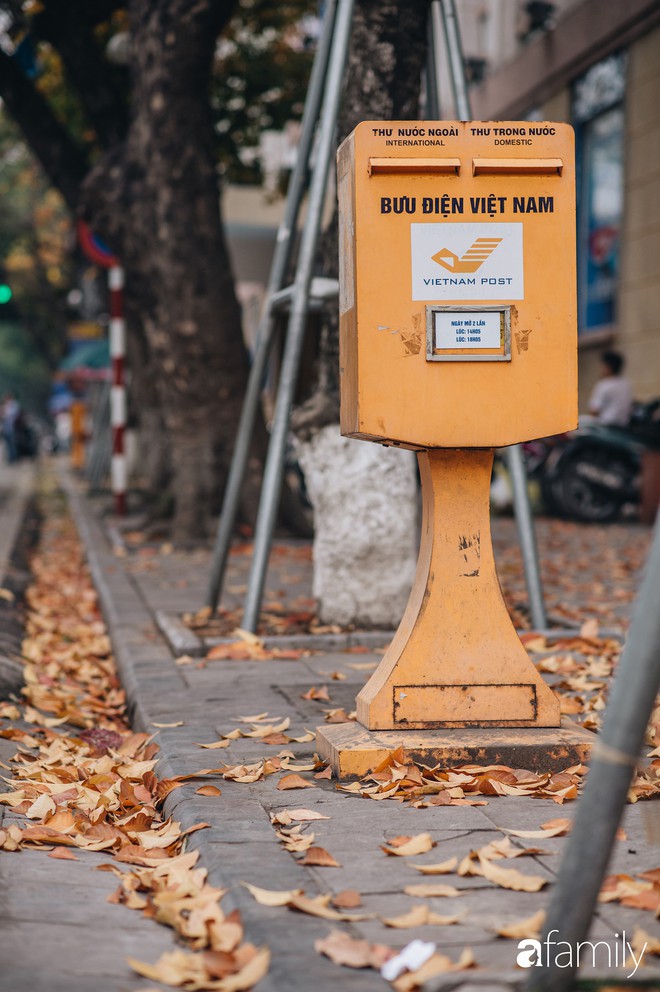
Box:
61 474 659 992
2 461 658 992
0 463 178 992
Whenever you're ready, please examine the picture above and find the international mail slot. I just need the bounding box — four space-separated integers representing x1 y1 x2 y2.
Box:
331 121 578 734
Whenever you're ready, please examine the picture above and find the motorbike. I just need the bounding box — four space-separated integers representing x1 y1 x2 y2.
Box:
526 399 660 523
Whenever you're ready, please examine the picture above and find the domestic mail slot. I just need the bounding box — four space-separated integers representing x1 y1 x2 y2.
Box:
338 120 577 449
472 158 563 175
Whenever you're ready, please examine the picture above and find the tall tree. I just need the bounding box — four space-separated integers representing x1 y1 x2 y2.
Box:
0 112 71 371
0 0 314 539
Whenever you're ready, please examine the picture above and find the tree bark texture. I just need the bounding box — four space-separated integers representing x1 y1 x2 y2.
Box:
293 0 429 435
1 0 262 541
79 0 250 540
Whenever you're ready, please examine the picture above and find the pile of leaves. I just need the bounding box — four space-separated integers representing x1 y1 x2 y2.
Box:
0 490 269 991
337 746 586 806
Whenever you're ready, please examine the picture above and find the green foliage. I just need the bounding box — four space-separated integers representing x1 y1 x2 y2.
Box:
0 319 52 414
0 110 72 369
212 0 318 183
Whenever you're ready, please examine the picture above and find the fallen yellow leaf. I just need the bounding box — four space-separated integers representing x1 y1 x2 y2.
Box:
495 909 546 939
410 857 458 875
298 846 341 868
477 855 548 892
240 882 303 907
382 904 464 928
277 773 315 791
315 929 393 969
403 882 462 898
382 833 435 857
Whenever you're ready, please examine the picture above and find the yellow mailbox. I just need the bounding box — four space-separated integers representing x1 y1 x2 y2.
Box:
318 121 588 775
339 120 576 447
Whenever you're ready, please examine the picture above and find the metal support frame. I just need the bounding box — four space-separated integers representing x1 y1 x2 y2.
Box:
206 0 341 610
506 445 547 629
241 0 355 632
208 0 547 636
527 518 660 992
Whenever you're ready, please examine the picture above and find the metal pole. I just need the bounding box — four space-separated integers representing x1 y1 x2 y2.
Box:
109 264 127 516
242 0 355 632
505 444 547 629
206 1 339 610
527 520 660 992
438 0 472 119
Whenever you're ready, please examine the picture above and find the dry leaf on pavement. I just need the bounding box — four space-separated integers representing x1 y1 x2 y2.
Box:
315 929 393 969
382 833 435 857
281 808 329 821
631 927 660 956
288 892 372 921
240 882 303 907
599 872 660 912
476 855 548 892
505 820 571 839
277 773 315 791
301 686 330 701
410 857 458 875
403 883 462 898
495 909 546 939
392 948 476 991
382 905 464 928
298 846 341 867
331 890 362 909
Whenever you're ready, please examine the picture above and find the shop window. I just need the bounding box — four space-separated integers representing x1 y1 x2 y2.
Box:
573 53 627 336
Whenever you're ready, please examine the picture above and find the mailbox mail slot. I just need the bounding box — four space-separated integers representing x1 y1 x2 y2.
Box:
338 120 577 449
369 157 461 175
472 157 563 175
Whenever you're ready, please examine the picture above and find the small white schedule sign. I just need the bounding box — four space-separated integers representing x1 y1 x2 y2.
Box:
434 309 502 350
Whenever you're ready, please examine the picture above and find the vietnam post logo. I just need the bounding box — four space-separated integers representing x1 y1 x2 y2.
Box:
411 222 524 301
432 237 503 273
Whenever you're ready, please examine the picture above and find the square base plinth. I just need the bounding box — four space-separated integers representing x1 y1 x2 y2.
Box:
316 719 595 779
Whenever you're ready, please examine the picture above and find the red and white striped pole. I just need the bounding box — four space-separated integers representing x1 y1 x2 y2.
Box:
109 265 127 516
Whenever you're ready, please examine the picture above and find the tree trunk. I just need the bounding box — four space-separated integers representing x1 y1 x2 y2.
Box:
294 0 429 626
83 0 254 541
1 0 262 542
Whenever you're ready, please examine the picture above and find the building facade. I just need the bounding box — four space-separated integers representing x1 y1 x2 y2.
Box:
452 0 660 409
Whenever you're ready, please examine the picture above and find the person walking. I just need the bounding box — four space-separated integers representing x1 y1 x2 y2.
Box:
1 392 19 464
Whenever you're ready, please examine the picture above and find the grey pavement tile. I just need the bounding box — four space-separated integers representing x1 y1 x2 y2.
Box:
262 941 390 992
480 796 577 831
438 984 518 992
0 968 170 992
0 849 117 886
61 485 658 992
1 879 130 926
202 839 320 894
0 920 174 976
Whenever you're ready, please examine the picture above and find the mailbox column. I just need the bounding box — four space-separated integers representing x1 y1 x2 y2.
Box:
317 120 594 777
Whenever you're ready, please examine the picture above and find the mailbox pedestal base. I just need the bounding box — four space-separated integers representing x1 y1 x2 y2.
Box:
316 719 594 780
357 447 561 730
